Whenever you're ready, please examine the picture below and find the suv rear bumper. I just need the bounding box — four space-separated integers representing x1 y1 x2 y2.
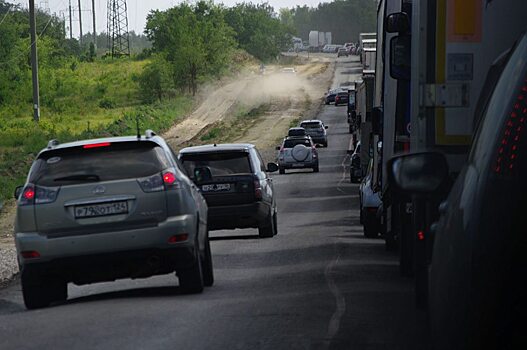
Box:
279 160 319 169
15 214 197 274
208 202 270 230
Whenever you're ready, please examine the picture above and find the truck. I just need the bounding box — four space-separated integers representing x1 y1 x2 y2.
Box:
308 30 332 51
372 0 527 305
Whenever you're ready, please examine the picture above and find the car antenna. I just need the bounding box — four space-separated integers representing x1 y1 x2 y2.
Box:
136 115 141 140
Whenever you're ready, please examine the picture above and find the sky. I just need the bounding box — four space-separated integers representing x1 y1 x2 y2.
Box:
10 0 324 37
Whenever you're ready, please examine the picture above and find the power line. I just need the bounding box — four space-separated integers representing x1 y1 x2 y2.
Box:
0 3 13 26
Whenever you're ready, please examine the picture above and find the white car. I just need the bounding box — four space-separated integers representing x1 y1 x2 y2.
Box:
359 158 381 238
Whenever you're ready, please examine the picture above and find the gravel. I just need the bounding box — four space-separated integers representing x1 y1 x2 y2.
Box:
0 246 18 284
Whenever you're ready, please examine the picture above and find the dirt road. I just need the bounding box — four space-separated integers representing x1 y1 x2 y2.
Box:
0 53 336 283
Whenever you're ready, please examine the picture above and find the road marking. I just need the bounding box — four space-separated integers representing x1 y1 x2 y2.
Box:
325 251 345 342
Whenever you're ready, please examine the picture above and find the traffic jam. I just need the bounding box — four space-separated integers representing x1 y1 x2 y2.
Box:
3 0 527 349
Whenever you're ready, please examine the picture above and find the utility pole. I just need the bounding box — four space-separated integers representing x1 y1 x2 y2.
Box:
29 0 40 122
68 0 73 39
78 0 82 45
91 0 96 47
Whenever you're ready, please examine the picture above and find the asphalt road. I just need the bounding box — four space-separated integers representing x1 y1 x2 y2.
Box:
0 56 429 350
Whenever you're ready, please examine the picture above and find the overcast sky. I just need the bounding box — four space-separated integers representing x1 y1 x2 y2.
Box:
11 0 324 37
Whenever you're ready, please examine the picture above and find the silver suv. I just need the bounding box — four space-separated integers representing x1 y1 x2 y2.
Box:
276 136 319 174
14 131 211 309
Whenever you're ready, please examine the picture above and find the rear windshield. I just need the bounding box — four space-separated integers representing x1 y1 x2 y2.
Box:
30 142 170 186
300 122 322 129
180 152 252 178
337 92 348 97
283 139 312 148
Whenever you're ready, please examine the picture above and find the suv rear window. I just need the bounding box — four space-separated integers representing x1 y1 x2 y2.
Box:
283 138 312 148
300 122 321 129
29 142 170 186
180 152 252 178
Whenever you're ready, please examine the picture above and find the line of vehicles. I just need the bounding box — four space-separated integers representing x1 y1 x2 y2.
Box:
345 0 527 347
12 131 282 309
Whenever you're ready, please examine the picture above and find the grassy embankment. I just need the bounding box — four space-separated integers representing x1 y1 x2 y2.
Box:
0 58 193 201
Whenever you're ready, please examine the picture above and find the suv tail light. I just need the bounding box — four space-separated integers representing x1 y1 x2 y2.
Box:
138 169 180 193
312 146 318 158
279 145 285 161
253 175 262 200
17 184 59 206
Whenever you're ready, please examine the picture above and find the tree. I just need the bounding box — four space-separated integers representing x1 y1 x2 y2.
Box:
225 2 294 61
145 1 235 96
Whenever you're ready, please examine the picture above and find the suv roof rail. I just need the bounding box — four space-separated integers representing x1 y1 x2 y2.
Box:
145 129 157 139
47 139 60 149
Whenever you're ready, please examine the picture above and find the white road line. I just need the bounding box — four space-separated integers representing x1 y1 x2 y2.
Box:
325 252 345 343
336 153 350 194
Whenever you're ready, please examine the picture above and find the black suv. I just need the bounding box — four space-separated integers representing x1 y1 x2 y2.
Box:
179 144 278 238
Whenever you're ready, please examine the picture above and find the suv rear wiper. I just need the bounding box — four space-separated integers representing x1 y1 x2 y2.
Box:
54 174 100 182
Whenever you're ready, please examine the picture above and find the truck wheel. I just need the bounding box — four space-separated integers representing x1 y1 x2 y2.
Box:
201 233 214 287
178 245 204 293
258 211 275 238
279 167 285 175
22 272 67 310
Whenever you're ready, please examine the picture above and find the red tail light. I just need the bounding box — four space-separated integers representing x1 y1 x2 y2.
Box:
23 187 35 200
417 231 425 241
163 171 176 185
494 80 527 175
253 176 262 200
18 184 59 206
83 142 111 149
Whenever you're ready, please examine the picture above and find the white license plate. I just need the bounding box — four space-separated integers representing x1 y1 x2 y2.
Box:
292 163 304 167
202 183 231 192
75 201 128 218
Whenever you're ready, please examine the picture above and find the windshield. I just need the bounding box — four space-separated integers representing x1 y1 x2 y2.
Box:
29 142 169 186
180 152 252 178
300 122 322 129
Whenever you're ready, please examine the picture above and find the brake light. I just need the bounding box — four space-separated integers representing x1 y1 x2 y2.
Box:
23 187 35 200
163 171 176 185
18 184 59 206
253 176 262 200
417 231 425 241
312 146 317 158
83 142 111 149
494 80 527 175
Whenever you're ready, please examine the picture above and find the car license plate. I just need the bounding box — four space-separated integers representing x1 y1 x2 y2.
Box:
202 183 231 192
292 163 304 167
75 201 128 218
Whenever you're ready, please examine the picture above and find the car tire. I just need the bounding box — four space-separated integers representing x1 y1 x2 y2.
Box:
325 101 330 105
178 245 204 294
273 210 278 236
279 167 285 175
201 232 214 287
22 272 67 310
313 165 319 173
323 141 328 148
349 125 353 134
363 213 379 238
258 211 275 238
359 206 364 225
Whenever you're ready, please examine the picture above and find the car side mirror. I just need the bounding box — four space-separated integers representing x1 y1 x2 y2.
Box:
387 152 449 194
14 186 23 200
275 146 281 151
266 162 279 172
324 125 328 129
390 35 411 80
386 12 410 33
193 167 213 183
